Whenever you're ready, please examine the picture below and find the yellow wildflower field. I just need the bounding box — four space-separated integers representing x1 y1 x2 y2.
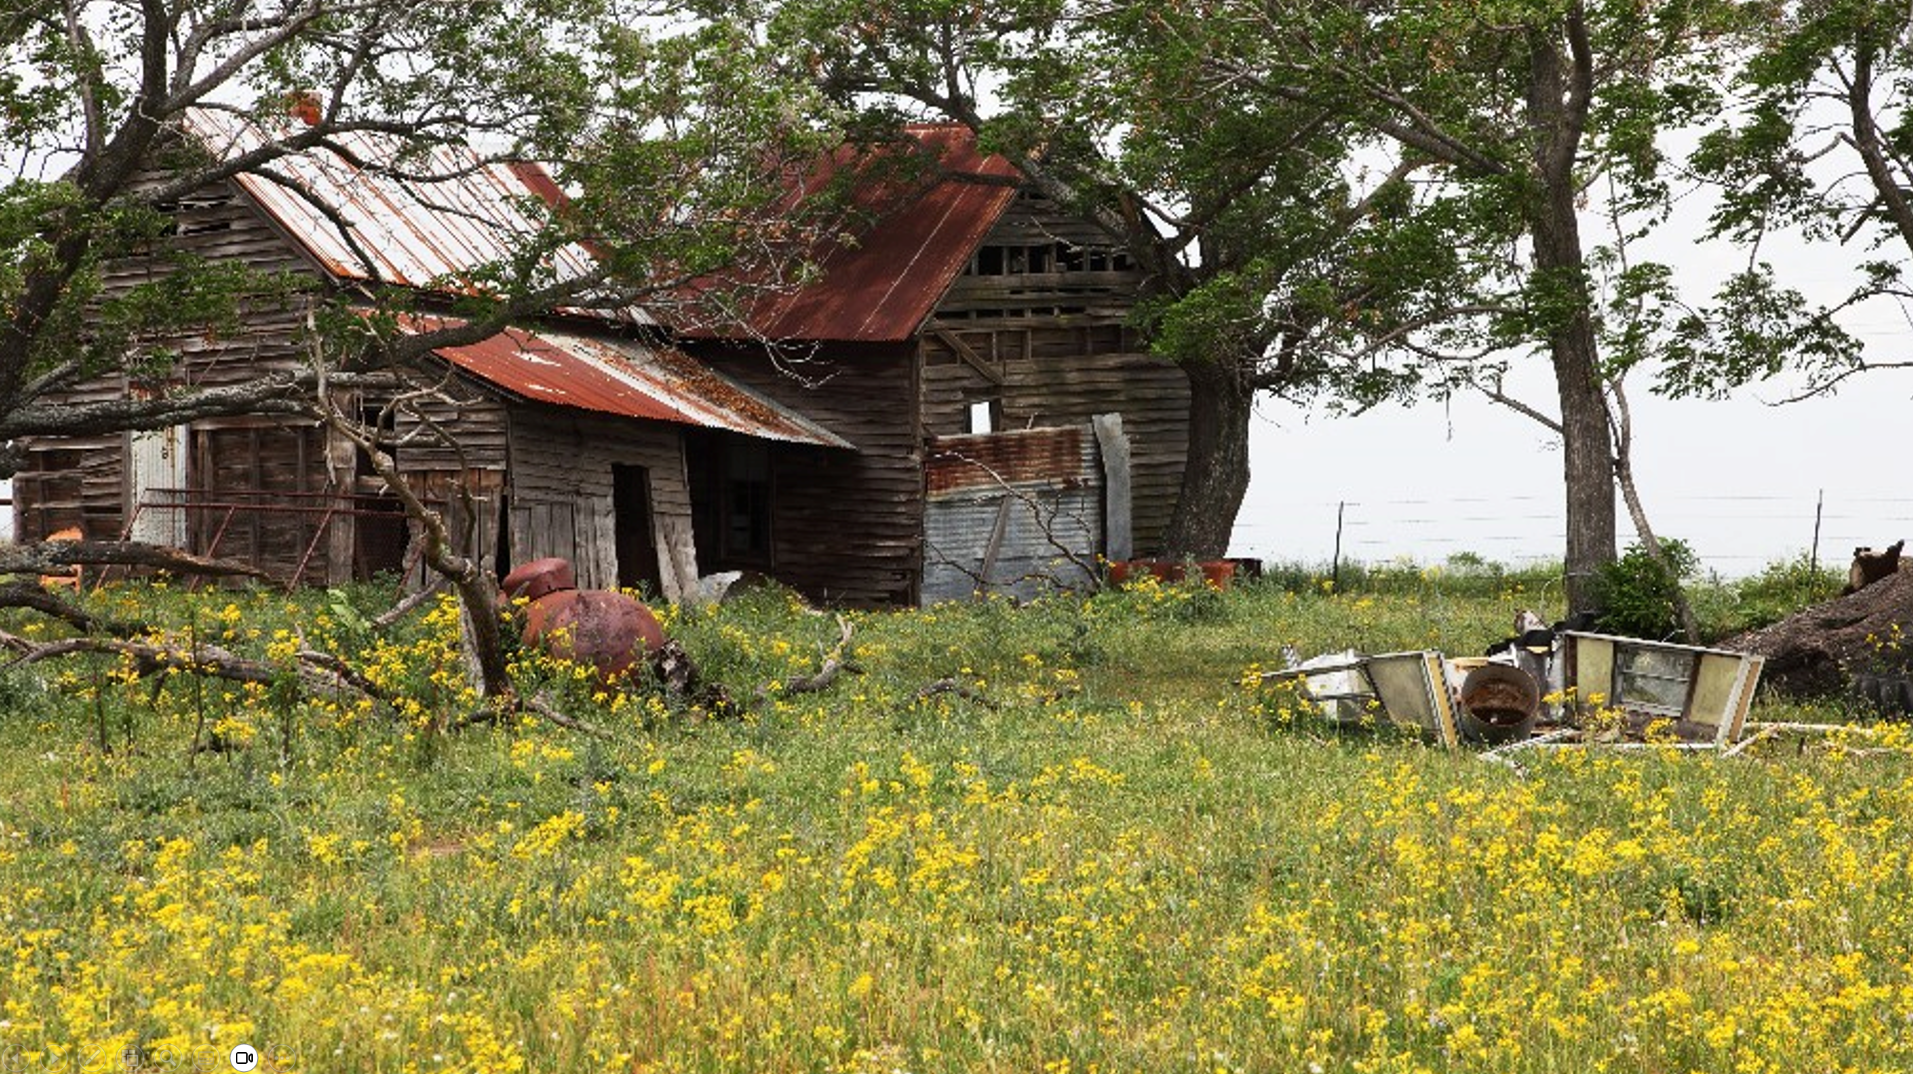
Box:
2 573 1910 1073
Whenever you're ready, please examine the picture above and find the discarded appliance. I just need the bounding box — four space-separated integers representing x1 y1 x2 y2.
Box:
1557 632 1764 746
1265 627 1766 753
1266 650 1461 748
502 557 665 683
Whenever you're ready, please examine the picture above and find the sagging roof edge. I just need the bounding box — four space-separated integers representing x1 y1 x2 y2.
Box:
378 313 855 451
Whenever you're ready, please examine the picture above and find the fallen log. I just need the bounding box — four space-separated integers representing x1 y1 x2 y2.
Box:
0 630 390 706
0 540 270 580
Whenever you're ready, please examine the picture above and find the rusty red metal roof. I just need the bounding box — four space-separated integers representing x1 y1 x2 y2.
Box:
697 125 1022 344
183 109 640 322
396 316 852 448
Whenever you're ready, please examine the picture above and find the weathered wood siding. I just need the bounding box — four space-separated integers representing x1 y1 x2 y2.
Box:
11 435 122 542
692 343 919 606
17 172 326 548
921 189 1188 554
186 418 344 582
505 406 695 600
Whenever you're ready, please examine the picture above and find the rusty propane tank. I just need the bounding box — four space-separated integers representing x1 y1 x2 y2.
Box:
501 557 665 683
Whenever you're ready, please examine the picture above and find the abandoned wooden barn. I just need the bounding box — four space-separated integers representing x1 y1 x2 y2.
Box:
685 125 1190 604
8 108 851 601
12 115 1190 605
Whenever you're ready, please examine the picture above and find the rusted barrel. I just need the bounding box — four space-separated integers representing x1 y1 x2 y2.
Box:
502 558 665 683
501 557 577 602
1458 663 1540 745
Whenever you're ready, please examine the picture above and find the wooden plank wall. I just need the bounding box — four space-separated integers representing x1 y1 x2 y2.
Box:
922 190 1188 553
189 419 336 582
393 382 510 475
16 174 322 546
505 406 695 600
692 343 920 606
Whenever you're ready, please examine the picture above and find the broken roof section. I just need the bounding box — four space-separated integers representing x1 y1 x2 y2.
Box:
396 315 853 449
699 124 1023 344
181 108 639 321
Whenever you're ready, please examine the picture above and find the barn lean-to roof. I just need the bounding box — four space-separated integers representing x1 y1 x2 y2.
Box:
180 108 861 447
391 315 853 449
694 124 1024 344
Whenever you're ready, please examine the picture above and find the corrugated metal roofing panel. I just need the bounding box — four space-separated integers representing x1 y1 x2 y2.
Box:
182 109 640 321
396 316 853 449
699 125 1022 344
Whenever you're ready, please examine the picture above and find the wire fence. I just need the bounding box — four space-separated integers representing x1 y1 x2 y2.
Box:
1231 491 1913 577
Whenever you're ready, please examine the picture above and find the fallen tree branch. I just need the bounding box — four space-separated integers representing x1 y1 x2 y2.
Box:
450 691 612 738
524 691 610 738
912 677 999 710
0 582 148 635
755 615 860 703
0 540 269 580
371 574 447 630
0 630 389 707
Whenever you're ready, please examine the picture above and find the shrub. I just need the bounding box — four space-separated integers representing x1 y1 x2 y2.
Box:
1593 538 1697 640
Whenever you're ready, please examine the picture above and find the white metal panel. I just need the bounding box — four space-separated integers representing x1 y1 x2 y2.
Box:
127 425 189 547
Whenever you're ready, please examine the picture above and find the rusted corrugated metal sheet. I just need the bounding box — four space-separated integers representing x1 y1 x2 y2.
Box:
396 316 853 448
925 426 1086 494
181 109 638 320
700 125 1022 344
922 424 1102 603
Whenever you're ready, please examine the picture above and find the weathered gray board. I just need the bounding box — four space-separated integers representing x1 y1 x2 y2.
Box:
922 423 1108 603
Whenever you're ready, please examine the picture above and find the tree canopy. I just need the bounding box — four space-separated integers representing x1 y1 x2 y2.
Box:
1 0 847 468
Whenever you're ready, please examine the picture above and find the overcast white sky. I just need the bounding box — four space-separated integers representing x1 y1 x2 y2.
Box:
1231 213 1913 576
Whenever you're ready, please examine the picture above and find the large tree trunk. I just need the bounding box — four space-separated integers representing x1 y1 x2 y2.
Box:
1553 320 1617 616
1527 13 1616 618
1159 356 1253 558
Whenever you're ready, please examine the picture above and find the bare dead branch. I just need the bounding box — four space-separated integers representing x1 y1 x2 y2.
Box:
0 629 390 705
913 677 999 709
0 581 146 635
755 615 860 702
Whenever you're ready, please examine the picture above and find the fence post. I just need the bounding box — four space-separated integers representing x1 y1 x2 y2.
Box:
1809 488 1824 575
1332 500 1346 589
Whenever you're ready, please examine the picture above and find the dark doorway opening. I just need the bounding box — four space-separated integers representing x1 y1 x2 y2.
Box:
613 464 663 595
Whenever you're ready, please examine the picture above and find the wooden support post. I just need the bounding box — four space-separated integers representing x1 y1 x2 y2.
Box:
1332 501 1347 589
1092 413 1132 562
1809 488 1824 575
324 419 358 584
976 496 1014 597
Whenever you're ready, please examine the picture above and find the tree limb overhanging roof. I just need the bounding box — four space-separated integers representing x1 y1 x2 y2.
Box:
182 108 643 323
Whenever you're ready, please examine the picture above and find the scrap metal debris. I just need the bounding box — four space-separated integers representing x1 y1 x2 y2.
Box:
1263 611 1791 757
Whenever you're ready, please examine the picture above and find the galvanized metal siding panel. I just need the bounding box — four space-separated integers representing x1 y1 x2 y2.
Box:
922 425 1103 604
920 322 1187 557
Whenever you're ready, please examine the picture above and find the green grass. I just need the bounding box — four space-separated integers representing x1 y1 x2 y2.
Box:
0 570 1907 1073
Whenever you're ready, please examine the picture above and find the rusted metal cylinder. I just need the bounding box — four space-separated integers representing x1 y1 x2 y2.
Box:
1458 663 1540 745
501 557 577 602
502 558 664 683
